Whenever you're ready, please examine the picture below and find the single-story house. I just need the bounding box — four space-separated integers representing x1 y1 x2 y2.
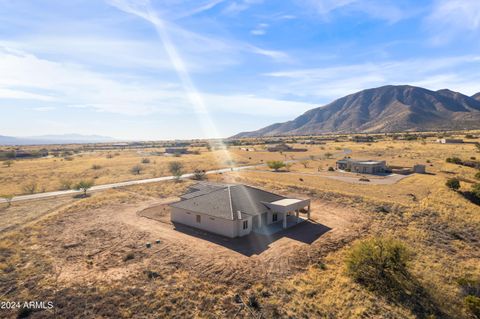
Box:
351 136 374 143
336 158 387 174
267 143 307 152
437 138 464 144
170 182 311 238
412 164 426 174
165 147 189 154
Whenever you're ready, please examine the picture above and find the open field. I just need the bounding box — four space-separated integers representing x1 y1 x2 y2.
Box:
0 135 479 318
1 135 479 196
0 146 326 195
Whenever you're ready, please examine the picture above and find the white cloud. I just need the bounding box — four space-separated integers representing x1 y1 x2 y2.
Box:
222 0 264 14
107 0 289 65
174 0 226 19
298 0 409 23
0 88 55 101
33 106 56 112
426 0 480 44
264 55 480 101
0 46 310 118
250 23 269 36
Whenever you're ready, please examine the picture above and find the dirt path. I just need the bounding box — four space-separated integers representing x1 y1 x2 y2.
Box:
246 169 410 184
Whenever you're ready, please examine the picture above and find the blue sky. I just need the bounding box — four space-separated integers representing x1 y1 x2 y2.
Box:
1 0 480 140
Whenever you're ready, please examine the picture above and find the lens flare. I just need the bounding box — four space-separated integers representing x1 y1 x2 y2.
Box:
110 0 236 171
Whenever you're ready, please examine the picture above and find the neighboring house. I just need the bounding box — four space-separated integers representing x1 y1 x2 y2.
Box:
351 136 374 143
170 182 311 238
412 164 426 174
165 147 189 154
240 147 256 152
336 158 387 174
437 138 464 144
267 143 307 152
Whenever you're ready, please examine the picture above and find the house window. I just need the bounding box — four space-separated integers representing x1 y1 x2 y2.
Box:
243 220 248 230
272 213 278 222
196 215 201 223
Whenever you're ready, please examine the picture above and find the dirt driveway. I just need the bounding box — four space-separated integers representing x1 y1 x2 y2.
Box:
39 195 370 287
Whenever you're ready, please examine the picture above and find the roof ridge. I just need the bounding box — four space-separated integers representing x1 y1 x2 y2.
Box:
241 184 287 198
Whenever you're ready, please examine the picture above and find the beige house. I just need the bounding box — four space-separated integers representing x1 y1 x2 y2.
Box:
437 138 464 144
266 143 307 152
336 158 387 174
170 183 311 238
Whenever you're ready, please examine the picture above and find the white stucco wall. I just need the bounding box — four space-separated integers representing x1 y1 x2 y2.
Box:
236 215 252 237
171 207 252 238
266 211 284 225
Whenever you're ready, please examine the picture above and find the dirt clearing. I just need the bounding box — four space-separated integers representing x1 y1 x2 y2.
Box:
35 192 368 288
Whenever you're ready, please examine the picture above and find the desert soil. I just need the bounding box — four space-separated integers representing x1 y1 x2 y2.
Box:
37 194 368 288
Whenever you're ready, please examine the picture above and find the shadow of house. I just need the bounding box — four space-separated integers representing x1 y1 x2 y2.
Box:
172 219 331 257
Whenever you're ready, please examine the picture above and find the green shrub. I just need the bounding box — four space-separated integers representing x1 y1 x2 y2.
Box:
169 161 184 180
472 183 480 200
141 158 150 164
346 237 411 290
74 180 94 197
267 161 286 172
464 295 480 318
446 178 460 191
328 166 334 171
91 164 102 170
192 169 206 181
446 157 462 164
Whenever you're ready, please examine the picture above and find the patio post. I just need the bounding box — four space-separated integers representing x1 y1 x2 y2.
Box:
283 211 287 229
307 204 311 220
295 209 299 223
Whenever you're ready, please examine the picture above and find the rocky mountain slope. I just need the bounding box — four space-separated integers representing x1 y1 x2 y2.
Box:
233 85 480 137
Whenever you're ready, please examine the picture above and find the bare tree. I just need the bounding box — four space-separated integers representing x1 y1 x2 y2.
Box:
300 160 309 168
1 194 13 207
74 180 94 197
3 160 13 167
22 182 37 194
130 165 143 175
169 161 184 181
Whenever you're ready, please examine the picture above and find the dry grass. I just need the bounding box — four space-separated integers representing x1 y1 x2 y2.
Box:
0 136 479 318
0 145 329 195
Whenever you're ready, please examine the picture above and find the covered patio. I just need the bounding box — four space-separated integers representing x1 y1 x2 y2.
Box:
253 214 309 235
253 198 311 234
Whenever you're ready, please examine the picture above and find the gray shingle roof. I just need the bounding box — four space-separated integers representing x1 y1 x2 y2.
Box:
170 183 286 220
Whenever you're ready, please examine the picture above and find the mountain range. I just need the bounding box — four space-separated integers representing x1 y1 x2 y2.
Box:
233 85 480 138
0 134 115 146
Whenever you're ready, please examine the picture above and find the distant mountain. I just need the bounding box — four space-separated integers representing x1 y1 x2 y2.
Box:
0 134 115 146
233 85 480 138
473 92 480 101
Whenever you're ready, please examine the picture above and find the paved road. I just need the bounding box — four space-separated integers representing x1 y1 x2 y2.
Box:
0 152 344 204
0 164 263 204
